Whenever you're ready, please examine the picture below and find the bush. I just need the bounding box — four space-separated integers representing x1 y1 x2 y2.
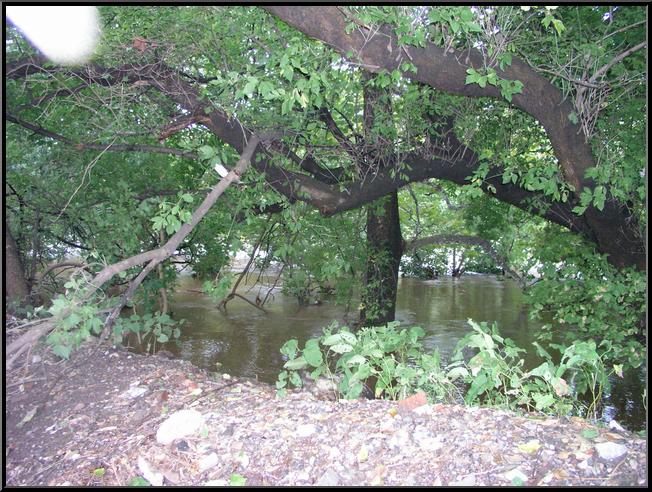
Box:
276 319 619 421
276 321 460 402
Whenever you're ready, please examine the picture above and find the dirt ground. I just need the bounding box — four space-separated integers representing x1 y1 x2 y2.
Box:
4 333 647 487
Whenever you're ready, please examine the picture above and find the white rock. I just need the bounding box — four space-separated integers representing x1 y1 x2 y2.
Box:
450 475 475 486
415 436 443 452
236 452 250 468
204 479 228 486
198 452 219 472
504 468 528 483
595 442 628 461
123 386 148 399
156 409 205 444
316 468 341 486
296 423 317 437
138 456 164 486
388 428 410 450
608 420 626 432
413 405 434 416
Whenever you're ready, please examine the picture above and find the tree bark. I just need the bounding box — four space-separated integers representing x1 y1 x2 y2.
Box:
358 73 403 326
5 220 30 309
361 192 403 326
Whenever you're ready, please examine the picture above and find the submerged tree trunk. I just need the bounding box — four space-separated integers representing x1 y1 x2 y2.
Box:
5 220 30 309
361 192 403 326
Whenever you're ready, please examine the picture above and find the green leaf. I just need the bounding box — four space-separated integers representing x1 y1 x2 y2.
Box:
243 77 258 97
345 354 367 367
230 474 247 486
128 476 150 486
330 343 354 354
580 428 599 439
280 339 299 358
198 145 216 160
303 343 324 367
323 332 357 346
284 356 308 370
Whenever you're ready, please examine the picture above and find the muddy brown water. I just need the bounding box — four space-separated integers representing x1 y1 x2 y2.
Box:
129 273 645 431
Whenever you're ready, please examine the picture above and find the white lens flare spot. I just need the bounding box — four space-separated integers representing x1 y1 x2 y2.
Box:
7 6 101 65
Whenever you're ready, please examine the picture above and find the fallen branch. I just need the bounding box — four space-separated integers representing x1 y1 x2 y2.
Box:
100 134 262 338
218 219 271 312
6 134 264 359
224 292 269 314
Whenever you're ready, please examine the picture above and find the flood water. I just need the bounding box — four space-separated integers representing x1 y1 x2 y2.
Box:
146 273 645 431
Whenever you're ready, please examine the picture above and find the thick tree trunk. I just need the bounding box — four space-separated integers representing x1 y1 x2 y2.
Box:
361 192 403 326
5 220 30 309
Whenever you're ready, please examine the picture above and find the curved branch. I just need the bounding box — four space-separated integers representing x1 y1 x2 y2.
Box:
589 41 646 83
6 113 198 160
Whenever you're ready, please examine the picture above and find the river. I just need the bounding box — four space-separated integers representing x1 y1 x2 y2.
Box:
137 273 645 431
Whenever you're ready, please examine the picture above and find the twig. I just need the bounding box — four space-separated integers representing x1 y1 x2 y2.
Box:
228 293 269 314
6 376 48 388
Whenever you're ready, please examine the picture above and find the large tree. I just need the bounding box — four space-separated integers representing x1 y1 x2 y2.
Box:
5 6 646 327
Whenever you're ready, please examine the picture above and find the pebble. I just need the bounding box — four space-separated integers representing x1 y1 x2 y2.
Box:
123 386 148 399
296 423 317 437
198 452 219 472
315 467 342 486
504 468 528 483
608 420 626 432
595 442 628 461
450 475 476 486
388 428 410 450
156 409 205 445
137 456 163 486
204 479 228 486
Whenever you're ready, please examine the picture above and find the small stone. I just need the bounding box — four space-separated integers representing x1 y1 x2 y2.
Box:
156 409 205 445
450 475 475 486
138 456 163 486
204 479 228 486
388 428 410 450
504 468 528 483
357 444 369 463
236 452 250 468
595 442 628 461
538 473 554 485
296 423 317 437
31 355 42 363
316 467 341 486
397 391 427 413
413 405 434 416
123 386 148 399
608 420 626 432
198 452 219 472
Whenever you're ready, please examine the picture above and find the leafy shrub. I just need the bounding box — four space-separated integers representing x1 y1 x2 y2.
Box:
112 312 184 354
276 321 459 402
448 320 617 419
276 319 619 421
46 272 183 359
527 247 646 371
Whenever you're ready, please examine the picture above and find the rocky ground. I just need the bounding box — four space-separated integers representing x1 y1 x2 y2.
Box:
4 335 647 487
